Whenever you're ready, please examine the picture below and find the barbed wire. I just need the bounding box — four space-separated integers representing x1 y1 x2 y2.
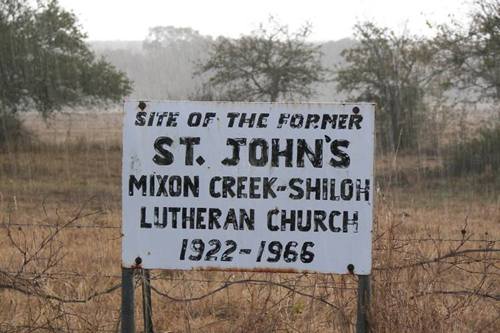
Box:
0 270 122 279
376 237 498 243
374 248 500 270
2 267 497 289
0 270 439 286
0 279 122 304
2 325 118 333
1 223 498 243
0 269 361 288
0 222 120 230
149 278 342 308
1 210 498 319
1 268 497 325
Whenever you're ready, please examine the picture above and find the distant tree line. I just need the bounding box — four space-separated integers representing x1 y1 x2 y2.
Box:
337 0 499 151
1 0 499 167
92 25 350 102
97 1 499 155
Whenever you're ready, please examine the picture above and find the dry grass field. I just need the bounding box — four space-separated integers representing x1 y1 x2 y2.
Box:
0 110 498 332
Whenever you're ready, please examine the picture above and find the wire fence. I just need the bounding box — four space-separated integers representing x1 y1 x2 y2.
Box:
1 196 499 332
1 218 498 290
2 222 499 242
0 218 498 332
1 113 499 332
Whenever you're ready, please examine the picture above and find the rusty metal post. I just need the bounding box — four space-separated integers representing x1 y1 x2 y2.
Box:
356 274 371 333
142 269 154 333
121 267 136 333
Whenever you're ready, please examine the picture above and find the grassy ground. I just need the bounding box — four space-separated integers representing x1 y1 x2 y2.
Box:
0 111 498 332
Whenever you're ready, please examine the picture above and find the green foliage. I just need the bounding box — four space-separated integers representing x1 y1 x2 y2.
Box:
446 123 500 176
435 1 500 180
336 22 437 152
434 0 500 101
0 0 131 116
195 18 327 102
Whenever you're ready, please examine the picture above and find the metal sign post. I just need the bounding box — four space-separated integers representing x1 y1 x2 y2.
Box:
356 274 371 333
142 269 154 333
121 267 135 333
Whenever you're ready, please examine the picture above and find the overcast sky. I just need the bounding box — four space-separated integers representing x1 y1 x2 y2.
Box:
58 0 472 41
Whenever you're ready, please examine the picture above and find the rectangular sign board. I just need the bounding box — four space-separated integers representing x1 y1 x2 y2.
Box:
122 101 374 274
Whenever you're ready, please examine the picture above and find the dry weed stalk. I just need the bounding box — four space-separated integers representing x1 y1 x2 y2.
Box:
0 199 122 332
0 114 498 332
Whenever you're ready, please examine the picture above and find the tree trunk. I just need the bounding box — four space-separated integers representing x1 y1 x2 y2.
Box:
390 107 400 152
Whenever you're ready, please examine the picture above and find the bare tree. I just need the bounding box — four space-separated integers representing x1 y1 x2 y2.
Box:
434 0 500 102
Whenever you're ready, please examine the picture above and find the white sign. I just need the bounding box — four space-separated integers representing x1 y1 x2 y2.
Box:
122 101 374 274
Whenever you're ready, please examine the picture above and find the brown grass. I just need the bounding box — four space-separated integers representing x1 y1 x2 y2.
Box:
0 111 498 332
